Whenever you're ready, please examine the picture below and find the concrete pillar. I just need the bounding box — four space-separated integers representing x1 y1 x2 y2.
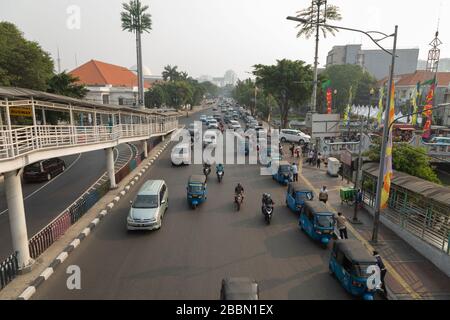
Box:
4 170 33 271
142 140 148 158
106 148 117 189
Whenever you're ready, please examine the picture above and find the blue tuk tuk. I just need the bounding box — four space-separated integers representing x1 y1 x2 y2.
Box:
299 201 335 246
286 183 314 213
329 240 379 300
187 175 207 209
272 161 292 185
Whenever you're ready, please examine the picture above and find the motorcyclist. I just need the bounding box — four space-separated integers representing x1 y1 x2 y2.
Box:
203 161 211 176
216 163 224 175
262 193 274 213
235 183 244 202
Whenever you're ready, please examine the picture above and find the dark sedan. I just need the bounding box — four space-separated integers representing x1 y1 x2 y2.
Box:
23 158 66 183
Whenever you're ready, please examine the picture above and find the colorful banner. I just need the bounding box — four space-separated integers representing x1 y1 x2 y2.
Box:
343 86 353 125
377 87 384 126
410 82 420 125
422 79 435 139
326 88 332 114
380 82 395 210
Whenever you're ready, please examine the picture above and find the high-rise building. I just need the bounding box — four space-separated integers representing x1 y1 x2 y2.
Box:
326 44 419 80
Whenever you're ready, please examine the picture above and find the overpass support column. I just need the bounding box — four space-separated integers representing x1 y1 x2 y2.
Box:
142 140 148 158
106 148 117 189
4 170 33 271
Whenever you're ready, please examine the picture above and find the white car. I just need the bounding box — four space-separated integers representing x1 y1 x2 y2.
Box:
203 130 218 147
280 129 311 144
200 115 207 122
171 143 191 166
207 120 219 129
229 120 241 131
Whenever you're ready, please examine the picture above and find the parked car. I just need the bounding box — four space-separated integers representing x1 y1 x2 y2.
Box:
280 129 311 144
127 180 168 231
23 158 66 183
220 278 259 300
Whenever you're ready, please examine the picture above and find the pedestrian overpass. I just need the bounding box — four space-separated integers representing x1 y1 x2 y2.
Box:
0 86 179 272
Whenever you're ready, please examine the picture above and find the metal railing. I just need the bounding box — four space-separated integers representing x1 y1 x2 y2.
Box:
0 120 178 161
0 252 19 290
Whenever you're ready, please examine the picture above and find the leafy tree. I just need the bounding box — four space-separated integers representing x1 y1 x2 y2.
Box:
295 1 342 39
0 22 54 90
47 72 88 98
145 83 166 108
253 59 313 128
322 64 377 114
365 141 441 184
233 79 256 114
199 81 219 98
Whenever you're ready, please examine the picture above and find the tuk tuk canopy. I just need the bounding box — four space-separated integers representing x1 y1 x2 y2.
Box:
303 201 332 215
334 240 377 264
189 175 207 185
288 183 313 195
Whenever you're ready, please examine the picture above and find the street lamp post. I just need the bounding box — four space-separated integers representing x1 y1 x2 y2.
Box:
287 15 398 243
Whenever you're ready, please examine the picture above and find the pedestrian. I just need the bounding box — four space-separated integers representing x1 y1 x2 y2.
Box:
279 143 283 156
308 150 314 165
373 251 387 293
319 186 328 204
338 164 344 181
316 153 322 169
357 189 363 209
336 212 348 239
295 146 301 158
290 143 295 157
291 162 298 182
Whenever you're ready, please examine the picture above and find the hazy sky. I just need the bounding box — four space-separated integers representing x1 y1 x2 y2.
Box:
1 0 449 79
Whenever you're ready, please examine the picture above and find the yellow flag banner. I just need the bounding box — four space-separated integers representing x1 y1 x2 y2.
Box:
380 82 395 210
377 87 384 126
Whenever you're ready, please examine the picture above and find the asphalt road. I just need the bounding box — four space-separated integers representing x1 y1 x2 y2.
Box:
32 108 352 300
0 144 133 261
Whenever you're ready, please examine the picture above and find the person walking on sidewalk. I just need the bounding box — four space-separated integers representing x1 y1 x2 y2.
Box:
290 143 295 157
336 212 348 239
356 189 363 209
373 251 387 293
316 153 322 169
291 163 298 182
308 150 314 166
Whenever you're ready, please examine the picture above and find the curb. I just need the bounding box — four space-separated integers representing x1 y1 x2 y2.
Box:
16 138 173 300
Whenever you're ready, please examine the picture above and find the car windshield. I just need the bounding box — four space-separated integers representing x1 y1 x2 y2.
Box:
189 184 204 193
132 195 158 209
26 162 42 172
296 192 313 202
316 215 334 228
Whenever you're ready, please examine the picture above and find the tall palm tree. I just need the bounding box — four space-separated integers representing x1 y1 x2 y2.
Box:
295 0 341 113
121 0 152 109
162 65 180 82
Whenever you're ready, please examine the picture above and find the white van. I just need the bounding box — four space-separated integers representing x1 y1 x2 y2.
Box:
127 180 168 231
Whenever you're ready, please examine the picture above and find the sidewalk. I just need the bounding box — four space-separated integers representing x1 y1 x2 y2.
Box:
288 153 450 300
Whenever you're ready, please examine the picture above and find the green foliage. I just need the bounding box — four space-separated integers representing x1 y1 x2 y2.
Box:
162 65 180 82
121 0 152 33
295 1 342 39
366 141 441 184
232 79 256 114
0 21 54 91
322 64 377 114
253 59 313 128
47 72 88 98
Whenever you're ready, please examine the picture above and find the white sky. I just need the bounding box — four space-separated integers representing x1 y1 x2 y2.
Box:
0 0 449 79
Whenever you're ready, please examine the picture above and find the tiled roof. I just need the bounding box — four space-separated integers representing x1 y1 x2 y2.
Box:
378 70 450 87
70 60 151 88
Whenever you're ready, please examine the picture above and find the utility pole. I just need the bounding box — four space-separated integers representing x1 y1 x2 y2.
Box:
352 117 364 223
311 0 327 114
371 25 398 243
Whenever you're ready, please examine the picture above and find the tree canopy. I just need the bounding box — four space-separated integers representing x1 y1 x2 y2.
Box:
0 21 54 91
253 59 313 128
47 72 88 99
295 1 342 39
121 0 152 33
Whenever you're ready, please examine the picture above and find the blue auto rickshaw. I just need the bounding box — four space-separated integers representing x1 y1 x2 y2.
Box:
286 183 314 213
329 240 379 300
272 161 292 185
187 175 207 209
299 201 335 246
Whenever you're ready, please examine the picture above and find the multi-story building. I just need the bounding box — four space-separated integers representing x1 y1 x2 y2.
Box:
326 44 419 80
70 59 151 107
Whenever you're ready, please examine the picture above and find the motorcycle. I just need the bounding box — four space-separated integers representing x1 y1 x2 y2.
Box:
203 166 211 179
217 170 224 183
235 193 243 211
262 204 273 225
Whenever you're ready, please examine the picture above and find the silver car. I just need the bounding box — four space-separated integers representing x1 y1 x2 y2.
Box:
127 180 168 231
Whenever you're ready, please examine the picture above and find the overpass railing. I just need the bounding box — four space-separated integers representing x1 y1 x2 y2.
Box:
0 120 178 161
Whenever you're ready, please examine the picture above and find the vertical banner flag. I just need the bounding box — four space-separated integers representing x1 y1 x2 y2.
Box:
422 78 436 139
326 88 332 114
380 82 396 210
377 87 384 126
343 85 353 125
411 82 420 125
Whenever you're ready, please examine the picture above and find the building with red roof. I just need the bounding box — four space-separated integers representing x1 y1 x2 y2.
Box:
70 59 152 107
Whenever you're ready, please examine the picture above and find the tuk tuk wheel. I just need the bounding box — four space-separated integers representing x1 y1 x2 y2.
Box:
192 203 197 210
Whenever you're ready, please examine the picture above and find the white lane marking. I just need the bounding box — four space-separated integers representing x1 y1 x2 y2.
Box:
0 153 83 217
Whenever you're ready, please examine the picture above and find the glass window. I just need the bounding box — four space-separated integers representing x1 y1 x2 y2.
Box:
189 185 203 193
342 256 353 273
316 215 334 228
132 195 158 209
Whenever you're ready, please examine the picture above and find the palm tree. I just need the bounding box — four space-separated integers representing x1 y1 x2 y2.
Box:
162 65 180 82
121 0 152 109
295 0 341 113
